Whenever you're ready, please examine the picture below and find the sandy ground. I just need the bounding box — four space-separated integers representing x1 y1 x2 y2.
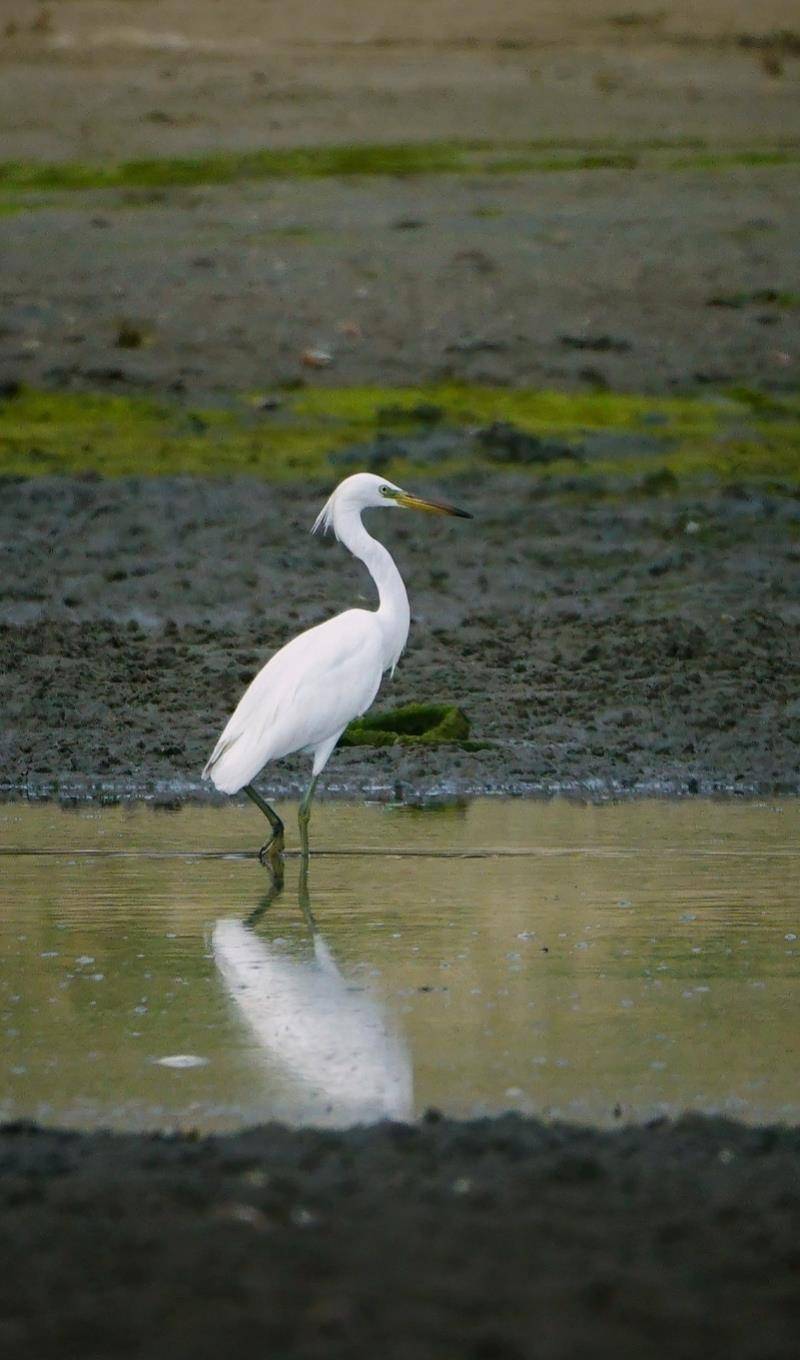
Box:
2 1114 800 1359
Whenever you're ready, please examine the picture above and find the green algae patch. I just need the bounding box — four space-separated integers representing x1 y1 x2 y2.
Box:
292 386 720 439
0 142 475 195
1 383 799 489
0 386 362 480
669 148 800 172
341 703 470 747
1 138 798 216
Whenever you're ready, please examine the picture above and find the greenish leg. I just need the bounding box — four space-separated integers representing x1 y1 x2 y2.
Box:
243 783 285 879
297 855 317 933
298 775 320 862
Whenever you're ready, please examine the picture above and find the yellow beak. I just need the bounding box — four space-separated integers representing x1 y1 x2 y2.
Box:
394 491 472 519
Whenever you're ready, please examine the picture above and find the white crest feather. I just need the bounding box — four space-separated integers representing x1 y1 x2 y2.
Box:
311 492 336 538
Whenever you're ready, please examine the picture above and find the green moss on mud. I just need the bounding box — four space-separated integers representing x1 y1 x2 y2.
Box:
341 703 470 747
1 383 798 488
0 138 798 216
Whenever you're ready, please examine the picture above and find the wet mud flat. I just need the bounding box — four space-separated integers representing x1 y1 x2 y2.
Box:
2 475 799 800
2 1113 799 1360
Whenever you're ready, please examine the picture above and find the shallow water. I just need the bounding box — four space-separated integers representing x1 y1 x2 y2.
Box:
1 798 798 1131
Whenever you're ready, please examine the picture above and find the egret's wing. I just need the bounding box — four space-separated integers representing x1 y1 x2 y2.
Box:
203 609 383 791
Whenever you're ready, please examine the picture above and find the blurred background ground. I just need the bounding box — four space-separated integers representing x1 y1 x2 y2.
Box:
3 0 800 158
0 0 798 396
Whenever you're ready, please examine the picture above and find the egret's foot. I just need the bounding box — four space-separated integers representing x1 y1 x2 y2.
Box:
244 785 284 874
258 826 285 880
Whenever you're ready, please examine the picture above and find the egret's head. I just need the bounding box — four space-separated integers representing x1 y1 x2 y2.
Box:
312 472 471 538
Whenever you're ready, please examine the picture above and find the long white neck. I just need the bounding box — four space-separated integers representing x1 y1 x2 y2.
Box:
334 503 410 672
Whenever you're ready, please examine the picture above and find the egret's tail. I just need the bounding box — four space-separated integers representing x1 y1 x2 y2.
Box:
202 734 247 793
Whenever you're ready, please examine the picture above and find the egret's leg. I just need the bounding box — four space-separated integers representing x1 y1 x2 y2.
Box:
298 775 319 861
243 784 285 877
297 856 317 933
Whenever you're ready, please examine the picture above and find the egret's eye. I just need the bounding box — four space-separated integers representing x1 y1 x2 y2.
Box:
380 485 391 496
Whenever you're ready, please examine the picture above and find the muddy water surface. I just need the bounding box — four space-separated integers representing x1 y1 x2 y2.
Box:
1 798 798 1130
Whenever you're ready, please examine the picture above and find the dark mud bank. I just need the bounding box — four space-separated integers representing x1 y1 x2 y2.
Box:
2 476 799 801
2 1113 800 1360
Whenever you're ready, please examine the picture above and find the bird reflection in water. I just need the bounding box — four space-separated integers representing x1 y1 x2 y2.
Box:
212 863 413 1126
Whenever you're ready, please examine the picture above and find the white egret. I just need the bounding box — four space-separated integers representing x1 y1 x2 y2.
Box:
202 472 471 867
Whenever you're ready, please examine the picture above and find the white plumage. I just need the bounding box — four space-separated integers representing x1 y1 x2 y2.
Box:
203 609 385 793
202 471 470 860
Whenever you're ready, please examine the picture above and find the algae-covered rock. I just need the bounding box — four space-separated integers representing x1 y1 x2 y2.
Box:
341 702 470 747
